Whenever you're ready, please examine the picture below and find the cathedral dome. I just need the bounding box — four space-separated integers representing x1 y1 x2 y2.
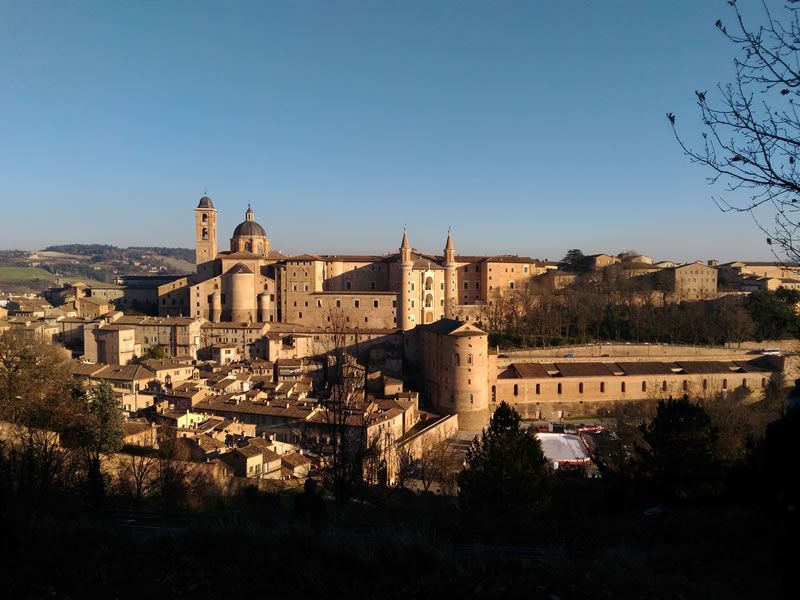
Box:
232 205 266 238
232 220 267 238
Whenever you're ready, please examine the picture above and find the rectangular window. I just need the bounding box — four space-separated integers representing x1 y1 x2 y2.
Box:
346 282 351 290
373 300 379 308
354 299 360 308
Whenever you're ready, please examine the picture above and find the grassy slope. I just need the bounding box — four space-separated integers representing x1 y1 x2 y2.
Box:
0 266 56 281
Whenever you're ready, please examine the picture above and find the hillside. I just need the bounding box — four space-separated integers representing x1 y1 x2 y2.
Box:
0 244 195 293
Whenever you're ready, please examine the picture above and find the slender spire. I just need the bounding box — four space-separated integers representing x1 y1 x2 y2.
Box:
445 227 454 252
400 226 410 249
246 204 254 221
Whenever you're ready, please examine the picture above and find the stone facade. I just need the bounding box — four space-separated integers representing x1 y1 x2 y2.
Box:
139 195 544 335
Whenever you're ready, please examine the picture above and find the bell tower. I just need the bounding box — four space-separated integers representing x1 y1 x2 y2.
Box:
195 195 218 265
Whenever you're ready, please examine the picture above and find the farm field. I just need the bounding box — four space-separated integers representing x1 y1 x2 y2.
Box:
0 266 56 281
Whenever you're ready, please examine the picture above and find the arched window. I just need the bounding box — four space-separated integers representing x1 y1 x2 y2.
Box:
600 382 605 393
621 382 626 393
722 378 728 390
513 384 519 396
579 382 584 394
424 276 433 291
424 293 433 308
491 385 496 402
642 381 647 392
742 378 747 388
202 213 208 223
557 383 562 395
202 228 208 240
245 242 252 252
535 383 541 395
662 380 667 392
257 243 263 254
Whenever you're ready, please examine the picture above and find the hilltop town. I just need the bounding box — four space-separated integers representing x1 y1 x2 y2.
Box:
0 194 794 490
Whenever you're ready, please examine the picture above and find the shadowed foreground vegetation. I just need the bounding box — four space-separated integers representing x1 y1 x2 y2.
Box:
0 483 790 600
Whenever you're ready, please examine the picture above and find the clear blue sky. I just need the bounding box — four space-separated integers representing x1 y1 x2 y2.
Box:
0 0 783 262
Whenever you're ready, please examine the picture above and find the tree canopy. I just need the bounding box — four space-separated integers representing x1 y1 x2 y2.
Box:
559 248 591 272
458 401 548 513
636 396 721 499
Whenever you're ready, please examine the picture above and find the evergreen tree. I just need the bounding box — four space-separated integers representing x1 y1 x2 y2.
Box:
560 248 590 272
458 401 548 513
64 383 124 503
637 396 720 499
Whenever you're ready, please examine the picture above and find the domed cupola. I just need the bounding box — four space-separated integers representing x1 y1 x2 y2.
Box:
230 205 269 255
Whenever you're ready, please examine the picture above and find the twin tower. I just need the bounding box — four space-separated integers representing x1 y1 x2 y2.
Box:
397 228 458 330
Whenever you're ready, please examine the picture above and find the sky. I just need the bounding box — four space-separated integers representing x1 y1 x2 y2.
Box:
0 0 788 262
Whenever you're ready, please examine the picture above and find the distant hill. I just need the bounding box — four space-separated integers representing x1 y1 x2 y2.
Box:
44 244 194 263
0 244 195 293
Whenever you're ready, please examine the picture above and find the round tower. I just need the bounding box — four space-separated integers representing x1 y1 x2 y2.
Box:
258 291 270 323
327 260 344 291
224 262 256 322
209 289 222 323
443 229 457 319
449 331 490 429
399 229 413 330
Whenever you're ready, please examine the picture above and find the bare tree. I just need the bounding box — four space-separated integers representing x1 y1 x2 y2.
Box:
393 442 416 490
0 329 70 426
305 304 373 506
669 0 800 261
415 431 459 494
152 440 211 510
117 451 158 502
319 355 370 505
363 424 394 486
